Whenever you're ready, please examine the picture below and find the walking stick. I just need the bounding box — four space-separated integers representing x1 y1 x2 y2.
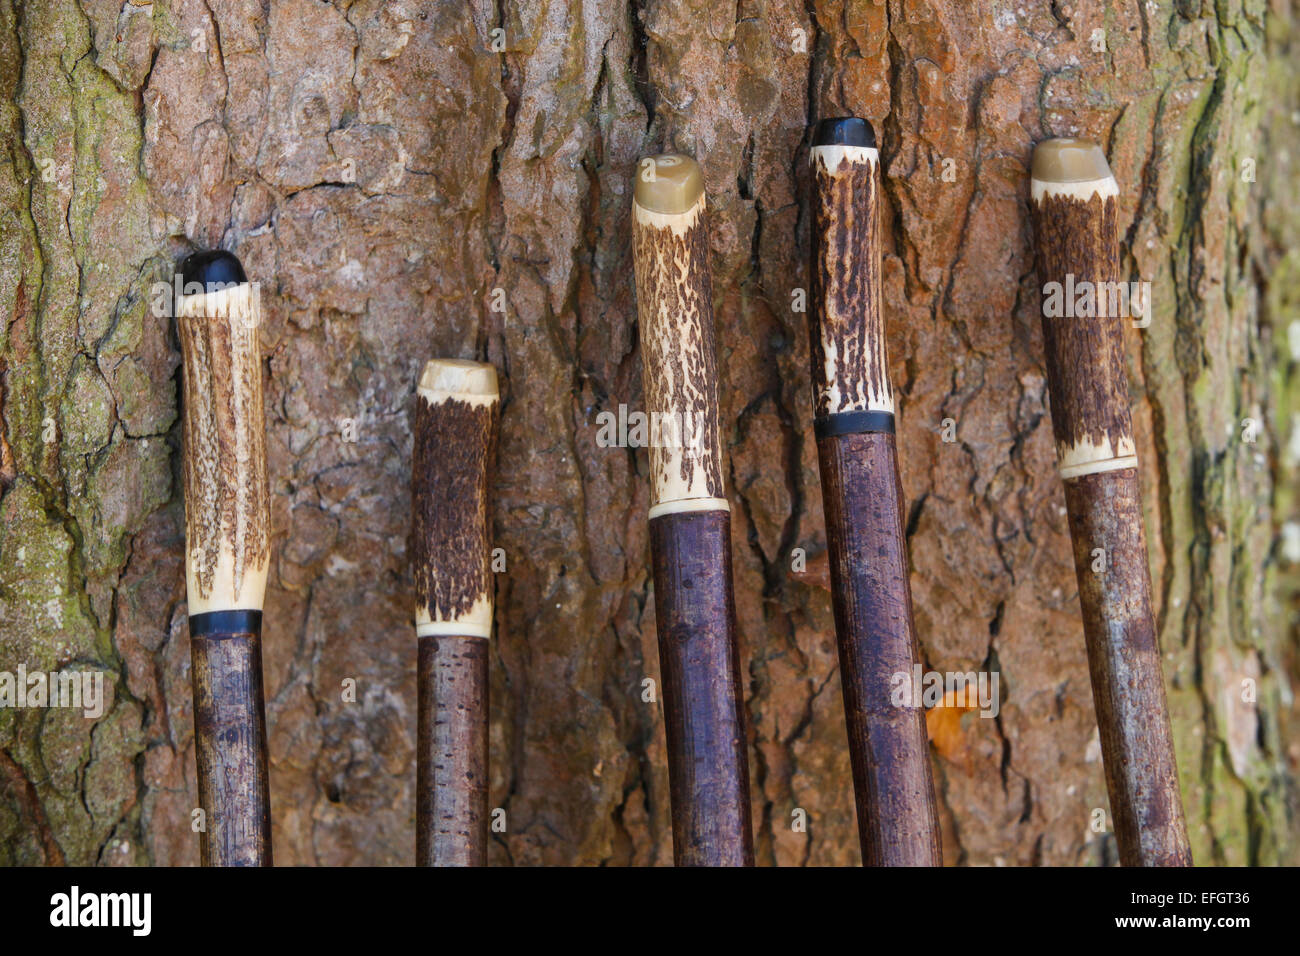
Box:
808 117 943 866
631 153 754 866
1029 138 1191 866
412 359 499 866
177 250 272 866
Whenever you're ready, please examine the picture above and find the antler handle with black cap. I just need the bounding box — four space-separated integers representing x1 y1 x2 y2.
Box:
808 117 942 866
412 359 499 866
177 250 273 867
631 153 754 866
1029 139 1191 866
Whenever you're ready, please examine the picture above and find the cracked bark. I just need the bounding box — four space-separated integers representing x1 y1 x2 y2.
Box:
0 0 1296 866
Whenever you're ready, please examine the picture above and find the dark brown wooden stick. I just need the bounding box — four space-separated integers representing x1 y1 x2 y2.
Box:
632 153 754 866
190 615 271 866
808 117 942 866
417 635 488 866
649 509 751 865
177 250 272 867
1030 138 1191 866
411 359 499 867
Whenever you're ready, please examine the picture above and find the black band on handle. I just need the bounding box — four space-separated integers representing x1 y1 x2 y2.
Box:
181 250 248 291
812 117 876 149
815 410 895 438
189 609 263 637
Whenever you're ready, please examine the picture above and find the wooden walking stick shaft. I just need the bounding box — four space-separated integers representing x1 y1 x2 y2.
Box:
412 359 498 866
632 154 754 866
177 250 272 867
809 118 942 866
1030 139 1191 866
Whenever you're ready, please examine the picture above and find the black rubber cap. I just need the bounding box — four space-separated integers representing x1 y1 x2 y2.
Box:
180 249 247 291
812 117 876 149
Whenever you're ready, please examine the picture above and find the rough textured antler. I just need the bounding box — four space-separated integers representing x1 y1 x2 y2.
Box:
632 153 753 866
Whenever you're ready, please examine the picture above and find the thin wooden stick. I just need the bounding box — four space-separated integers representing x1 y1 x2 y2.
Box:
411 359 499 866
632 153 754 866
1029 138 1192 866
808 117 943 866
177 250 273 867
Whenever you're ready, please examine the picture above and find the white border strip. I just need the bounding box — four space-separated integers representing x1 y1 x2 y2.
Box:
1059 455 1139 480
810 144 879 173
649 496 731 520
633 195 704 234
416 620 492 639
1031 176 1119 203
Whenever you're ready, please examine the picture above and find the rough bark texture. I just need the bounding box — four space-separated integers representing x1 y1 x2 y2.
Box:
0 0 1297 866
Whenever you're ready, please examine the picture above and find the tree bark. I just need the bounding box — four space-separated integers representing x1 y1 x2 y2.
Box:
0 0 1296 866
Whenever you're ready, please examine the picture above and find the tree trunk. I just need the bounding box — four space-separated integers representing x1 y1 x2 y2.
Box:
1 0 1296 866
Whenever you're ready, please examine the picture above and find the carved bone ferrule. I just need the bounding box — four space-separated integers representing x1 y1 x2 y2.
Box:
810 118 893 423
631 153 729 519
412 359 500 640
1030 139 1136 480
177 252 271 616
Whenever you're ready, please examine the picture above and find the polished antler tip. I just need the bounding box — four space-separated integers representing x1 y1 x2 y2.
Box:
632 154 704 215
1031 138 1114 184
180 249 248 291
418 359 499 401
811 116 876 149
